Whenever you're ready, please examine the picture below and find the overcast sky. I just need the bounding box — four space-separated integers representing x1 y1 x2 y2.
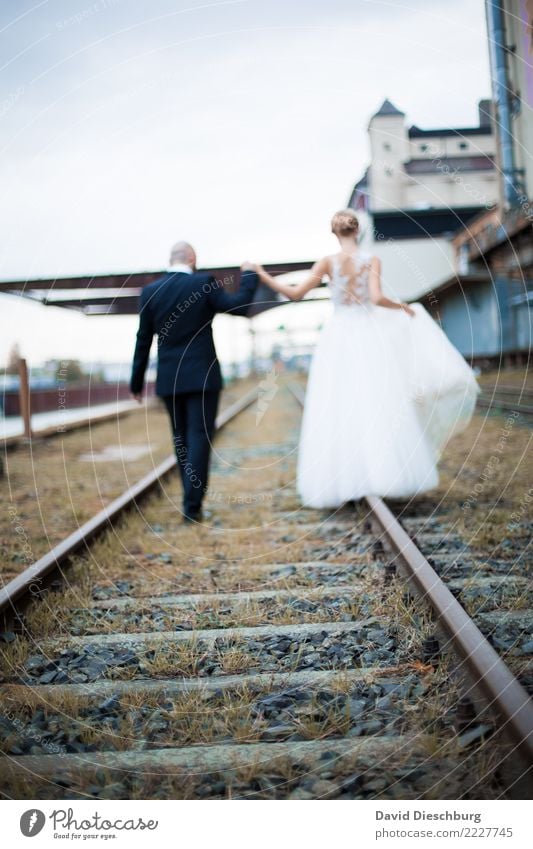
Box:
0 0 491 366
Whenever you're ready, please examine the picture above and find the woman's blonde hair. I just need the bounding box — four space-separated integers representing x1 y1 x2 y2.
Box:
331 209 359 237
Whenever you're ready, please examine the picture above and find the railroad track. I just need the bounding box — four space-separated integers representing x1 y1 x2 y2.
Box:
1 399 146 450
477 385 533 419
0 380 531 800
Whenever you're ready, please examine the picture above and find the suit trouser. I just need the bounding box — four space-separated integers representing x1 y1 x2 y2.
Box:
162 391 220 515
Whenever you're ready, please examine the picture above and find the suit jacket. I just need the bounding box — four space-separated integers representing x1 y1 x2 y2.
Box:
130 269 258 396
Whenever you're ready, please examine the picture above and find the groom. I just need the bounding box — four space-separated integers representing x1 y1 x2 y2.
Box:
130 241 258 522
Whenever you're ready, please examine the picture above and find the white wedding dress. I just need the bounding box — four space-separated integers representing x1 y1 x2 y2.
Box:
297 251 480 507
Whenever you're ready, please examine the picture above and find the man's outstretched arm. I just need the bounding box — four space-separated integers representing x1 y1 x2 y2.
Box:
207 269 258 316
130 288 154 398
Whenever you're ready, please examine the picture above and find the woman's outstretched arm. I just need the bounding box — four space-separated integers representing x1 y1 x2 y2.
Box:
255 257 329 301
368 256 415 316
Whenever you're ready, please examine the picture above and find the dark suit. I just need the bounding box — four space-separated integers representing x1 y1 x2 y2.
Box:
130 268 258 517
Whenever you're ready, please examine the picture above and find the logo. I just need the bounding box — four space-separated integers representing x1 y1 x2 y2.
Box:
20 809 45 837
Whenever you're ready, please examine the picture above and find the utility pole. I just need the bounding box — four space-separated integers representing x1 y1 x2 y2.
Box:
17 357 32 439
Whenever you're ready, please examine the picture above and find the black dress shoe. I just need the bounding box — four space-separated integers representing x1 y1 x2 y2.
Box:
183 510 202 524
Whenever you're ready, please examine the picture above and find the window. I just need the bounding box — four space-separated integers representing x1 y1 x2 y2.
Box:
459 141 469 150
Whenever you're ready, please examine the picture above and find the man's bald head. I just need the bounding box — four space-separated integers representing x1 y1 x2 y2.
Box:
169 241 197 269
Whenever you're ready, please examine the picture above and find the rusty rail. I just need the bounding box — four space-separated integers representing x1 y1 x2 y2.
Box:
367 495 533 766
477 397 533 417
0 385 259 620
287 381 533 767
477 384 533 417
481 385 533 400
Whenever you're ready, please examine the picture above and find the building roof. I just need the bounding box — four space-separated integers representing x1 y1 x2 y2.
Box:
451 206 532 261
419 273 493 305
353 167 369 189
408 124 492 138
372 206 487 240
371 98 405 118
0 261 314 316
347 167 370 210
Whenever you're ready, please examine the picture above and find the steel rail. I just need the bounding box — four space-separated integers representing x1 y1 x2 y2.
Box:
477 397 533 417
367 495 533 766
477 384 533 417
481 386 533 400
287 381 533 766
0 385 260 621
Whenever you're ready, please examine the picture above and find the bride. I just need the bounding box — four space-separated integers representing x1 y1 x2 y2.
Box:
253 209 480 508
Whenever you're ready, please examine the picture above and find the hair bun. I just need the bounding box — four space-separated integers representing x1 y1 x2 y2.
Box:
331 209 359 236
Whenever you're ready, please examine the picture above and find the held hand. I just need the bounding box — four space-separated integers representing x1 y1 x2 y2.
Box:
131 392 143 403
401 303 416 318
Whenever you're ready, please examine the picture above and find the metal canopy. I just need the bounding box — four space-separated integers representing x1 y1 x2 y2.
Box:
0 261 319 317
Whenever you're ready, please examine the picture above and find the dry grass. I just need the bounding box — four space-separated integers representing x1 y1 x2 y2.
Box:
1 374 524 801
0 377 262 584
0 727 511 800
1 402 172 580
375 580 436 649
459 578 532 616
477 366 533 390
0 661 457 756
0 636 512 801
217 648 257 675
432 374 532 555
133 639 207 679
65 587 368 636
0 639 32 683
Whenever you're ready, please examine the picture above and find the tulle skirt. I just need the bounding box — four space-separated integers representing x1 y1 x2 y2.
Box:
297 302 479 507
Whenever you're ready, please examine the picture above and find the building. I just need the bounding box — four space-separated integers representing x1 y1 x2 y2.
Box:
485 0 533 208
418 2 532 367
420 206 531 366
349 98 499 299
